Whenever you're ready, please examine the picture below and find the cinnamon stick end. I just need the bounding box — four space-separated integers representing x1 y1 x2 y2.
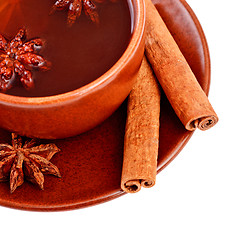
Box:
186 115 219 131
141 179 155 188
198 115 219 131
121 180 141 193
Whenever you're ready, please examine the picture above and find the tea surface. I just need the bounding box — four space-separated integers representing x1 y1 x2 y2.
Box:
0 0 132 97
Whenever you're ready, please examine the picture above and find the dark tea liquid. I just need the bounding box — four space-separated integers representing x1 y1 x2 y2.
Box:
0 0 132 97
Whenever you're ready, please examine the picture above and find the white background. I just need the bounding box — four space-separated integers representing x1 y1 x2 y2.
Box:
0 1 239 239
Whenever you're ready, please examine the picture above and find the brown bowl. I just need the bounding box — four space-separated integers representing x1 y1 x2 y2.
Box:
0 0 145 139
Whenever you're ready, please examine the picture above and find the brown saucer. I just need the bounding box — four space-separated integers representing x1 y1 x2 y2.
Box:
0 0 210 211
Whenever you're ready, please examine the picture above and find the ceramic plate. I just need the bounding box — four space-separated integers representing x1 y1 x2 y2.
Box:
0 0 210 211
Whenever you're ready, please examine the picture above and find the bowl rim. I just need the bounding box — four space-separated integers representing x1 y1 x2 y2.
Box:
0 0 145 106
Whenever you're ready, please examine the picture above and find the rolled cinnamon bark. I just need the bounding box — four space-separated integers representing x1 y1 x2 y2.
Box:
121 56 160 193
145 0 218 131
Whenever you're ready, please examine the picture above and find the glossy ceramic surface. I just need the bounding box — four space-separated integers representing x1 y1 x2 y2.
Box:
0 0 210 211
0 0 145 139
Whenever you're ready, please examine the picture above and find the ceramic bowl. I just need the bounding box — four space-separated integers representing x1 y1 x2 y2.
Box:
0 0 145 139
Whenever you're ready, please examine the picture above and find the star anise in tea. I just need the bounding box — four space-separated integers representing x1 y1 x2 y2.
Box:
51 0 117 26
0 133 61 193
0 29 51 92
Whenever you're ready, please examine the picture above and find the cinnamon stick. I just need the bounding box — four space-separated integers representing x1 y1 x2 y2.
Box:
121 56 160 193
145 0 218 131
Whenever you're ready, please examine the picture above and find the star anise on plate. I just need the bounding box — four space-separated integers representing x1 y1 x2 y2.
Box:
51 0 117 26
0 133 61 193
0 29 51 92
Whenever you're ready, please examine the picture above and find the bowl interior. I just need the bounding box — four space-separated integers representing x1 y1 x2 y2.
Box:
0 0 145 105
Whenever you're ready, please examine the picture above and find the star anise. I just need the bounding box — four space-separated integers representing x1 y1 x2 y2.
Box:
0 133 61 193
51 0 117 26
0 29 51 92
